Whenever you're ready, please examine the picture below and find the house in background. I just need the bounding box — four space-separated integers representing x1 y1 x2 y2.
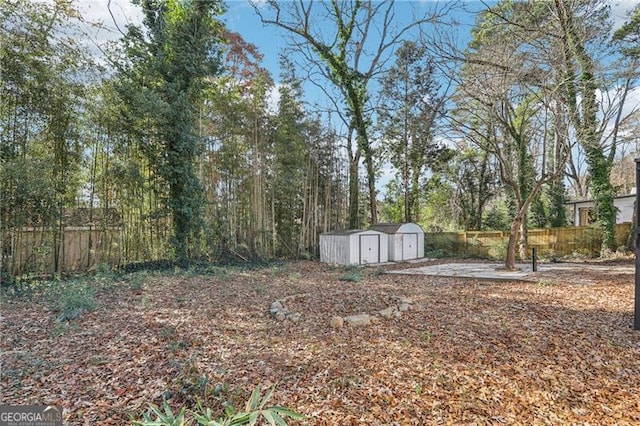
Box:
566 193 635 226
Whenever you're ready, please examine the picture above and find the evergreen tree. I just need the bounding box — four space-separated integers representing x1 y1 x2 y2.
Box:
377 40 446 223
114 0 225 262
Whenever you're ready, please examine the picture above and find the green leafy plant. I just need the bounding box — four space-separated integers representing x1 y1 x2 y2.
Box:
134 401 188 426
92 262 124 290
339 265 363 282
487 239 508 260
184 263 231 280
425 248 447 259
133 385 304 426
339 271 362 282
0 274 33 299
369 266 385 277
194 385 304 426
288 272 301 282
129 272 148 293
298 251 313 261
47 279 96 321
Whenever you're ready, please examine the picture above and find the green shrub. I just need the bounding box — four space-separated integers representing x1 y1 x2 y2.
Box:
185 264 230 279
425 248 447 258
339 271 362 282
128 272 148 292
299 251 313 261
94 262 114 276
339 265 362 282
0 274 33 298
92 262 123 289
487 239 508 260
370 266 385 277
47 279 96 321
574 227 602 257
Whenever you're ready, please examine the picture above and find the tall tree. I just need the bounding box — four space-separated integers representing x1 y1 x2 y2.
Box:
613 2 640 250
551 0 638 254
447 146 498 231
377 40 447 223
613 3 640 60
115 0 225 262
553 0 617 253
453 1 570 269
251 0 446 226
271 56 308 256
1 0 94 273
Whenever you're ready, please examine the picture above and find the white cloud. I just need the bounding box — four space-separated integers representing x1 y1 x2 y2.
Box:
266 83 282 114
611 0 639 31
75 0 144 55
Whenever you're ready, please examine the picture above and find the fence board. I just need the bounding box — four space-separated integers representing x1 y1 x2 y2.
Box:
4 227 123 276
425 224 633 259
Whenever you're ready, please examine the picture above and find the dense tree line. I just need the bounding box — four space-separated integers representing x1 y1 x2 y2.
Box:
1 0 638 274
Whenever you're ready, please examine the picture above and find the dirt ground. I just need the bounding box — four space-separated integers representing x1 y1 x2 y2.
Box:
1 259 639 425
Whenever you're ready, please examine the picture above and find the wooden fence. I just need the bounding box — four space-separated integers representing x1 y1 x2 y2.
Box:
2 226 123 277
425 223 633 259
2 223 633 277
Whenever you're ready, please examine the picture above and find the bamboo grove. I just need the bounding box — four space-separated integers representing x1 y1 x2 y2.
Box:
1 0 350 274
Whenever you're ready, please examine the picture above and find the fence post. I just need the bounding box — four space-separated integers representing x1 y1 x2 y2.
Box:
635 158 640 330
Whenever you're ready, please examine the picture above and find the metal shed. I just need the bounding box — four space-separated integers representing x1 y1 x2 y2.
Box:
319 229 389 265
369 223 425 261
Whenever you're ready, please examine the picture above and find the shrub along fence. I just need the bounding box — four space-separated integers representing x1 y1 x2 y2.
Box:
2 226 123 277
425 223 633 259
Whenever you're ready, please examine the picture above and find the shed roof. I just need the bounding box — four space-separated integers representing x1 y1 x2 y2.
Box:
369 223 403 234
369 223 424 234
321 229 381 236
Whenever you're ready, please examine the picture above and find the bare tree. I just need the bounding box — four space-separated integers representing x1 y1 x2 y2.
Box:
251 0 448 225
452 1 571 270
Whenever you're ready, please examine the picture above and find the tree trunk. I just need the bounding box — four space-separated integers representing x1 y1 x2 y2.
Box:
505 176 552 270
347 128 360 229
505 214 522 271
585 147 616 254
365 152 378 225
404 161 410 223
627 196 636 251
518 218 528 261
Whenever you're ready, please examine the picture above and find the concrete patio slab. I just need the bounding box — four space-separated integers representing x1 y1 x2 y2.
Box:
387 261 633 283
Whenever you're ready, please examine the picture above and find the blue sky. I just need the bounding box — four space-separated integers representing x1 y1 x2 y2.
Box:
221 1 478 83
79 1 480 103
79 0 639 110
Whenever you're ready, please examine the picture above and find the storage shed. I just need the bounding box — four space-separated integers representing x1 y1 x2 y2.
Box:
369 223 425 262
319 229 389 265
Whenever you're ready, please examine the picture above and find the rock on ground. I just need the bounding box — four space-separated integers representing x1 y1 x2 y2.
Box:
345 314 371 327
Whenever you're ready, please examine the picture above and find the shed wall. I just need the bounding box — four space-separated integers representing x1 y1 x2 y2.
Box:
319 234 350 265
378 223 424 261
319 231 388 265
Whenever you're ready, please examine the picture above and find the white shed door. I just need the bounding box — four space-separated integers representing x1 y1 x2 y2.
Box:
359 235 379 264
402 233 418 260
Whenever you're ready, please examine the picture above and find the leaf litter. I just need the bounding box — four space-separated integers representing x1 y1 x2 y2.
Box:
1 259 639 425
